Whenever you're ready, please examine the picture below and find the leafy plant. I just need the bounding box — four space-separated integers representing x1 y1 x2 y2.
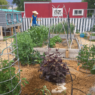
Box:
76 45 95 70
38 49 69 83
0 59 28 95
50 22 75 34
91 33 95 36
50 35 62 47
29 50 45 65
90 25 95 32
76 29 80 34
28 25 49 47
13 31 34 65
35 85 51 95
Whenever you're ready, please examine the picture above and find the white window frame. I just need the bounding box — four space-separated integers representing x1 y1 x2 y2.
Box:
52 8 63 17
73 9 84 16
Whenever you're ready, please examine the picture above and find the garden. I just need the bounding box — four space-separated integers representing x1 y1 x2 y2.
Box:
0 22 95 95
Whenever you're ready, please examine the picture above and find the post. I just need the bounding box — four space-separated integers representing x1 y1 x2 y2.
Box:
11 27 13 35
17 26 20 32
0 26 3 40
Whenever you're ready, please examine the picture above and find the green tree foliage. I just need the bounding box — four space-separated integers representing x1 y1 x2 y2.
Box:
12 0 51 11
0 0 8 9
82 0 95 17
82 0 95 9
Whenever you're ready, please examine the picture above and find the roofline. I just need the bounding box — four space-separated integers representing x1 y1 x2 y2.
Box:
51 2 87 3
24 1 51 3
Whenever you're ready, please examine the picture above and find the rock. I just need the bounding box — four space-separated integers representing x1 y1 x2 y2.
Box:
52 83 66 93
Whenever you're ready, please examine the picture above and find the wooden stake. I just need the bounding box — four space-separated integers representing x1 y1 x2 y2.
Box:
77 66 80 71
65 50 69 58
0 26 3 36
11 27 13 35
0 26 3 40
17 26 20 32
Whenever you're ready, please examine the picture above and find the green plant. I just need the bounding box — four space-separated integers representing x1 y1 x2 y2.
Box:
76 45 95 70
50 22 75 34
30 50 45 65
34 85 51 95
91 33 95 36
0 59 28 95
90 25 95 32
50 35 62 47
13 31 34 65
76 29 80 34
29 25 49 47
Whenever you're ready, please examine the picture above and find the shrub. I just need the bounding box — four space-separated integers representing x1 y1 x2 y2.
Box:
91 33 95 36
0 59 28 95
13 32 34 65
38 49 69 83
50 35 62 47
90 25 95 32
28 25 49 47
77 45 95 70
50 22 75 34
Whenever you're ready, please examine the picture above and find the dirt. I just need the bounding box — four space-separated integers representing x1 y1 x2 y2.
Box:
75 35 95 47
12 60 95 95
54 39 79 49
0 38 14 60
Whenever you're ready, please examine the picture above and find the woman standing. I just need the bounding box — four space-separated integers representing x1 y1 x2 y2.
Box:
30 11 40 26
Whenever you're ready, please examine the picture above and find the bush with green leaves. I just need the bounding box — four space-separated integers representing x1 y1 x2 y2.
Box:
0 60 28 95
90 25 95 32
28 25 49 47
13 31 34 65
50 35 62 47
50 22 75 34
77 45 95 70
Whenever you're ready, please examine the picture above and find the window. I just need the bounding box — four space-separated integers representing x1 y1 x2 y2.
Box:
73 9 84 16
52 8 63 16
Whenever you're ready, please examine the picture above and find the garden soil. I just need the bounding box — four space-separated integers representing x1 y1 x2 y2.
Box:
13 60 95 95
76 35 95 47
54 39 79 49
0 38 15 60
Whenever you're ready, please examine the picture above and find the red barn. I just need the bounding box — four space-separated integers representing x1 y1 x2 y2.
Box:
24 1 88 18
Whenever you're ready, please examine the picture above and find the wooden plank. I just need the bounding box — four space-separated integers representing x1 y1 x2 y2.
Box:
11 27 13 35
0 26 3 40
78 18 80 31
86 18 88 31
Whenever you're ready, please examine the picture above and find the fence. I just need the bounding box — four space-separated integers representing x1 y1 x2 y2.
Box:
21 17 95 33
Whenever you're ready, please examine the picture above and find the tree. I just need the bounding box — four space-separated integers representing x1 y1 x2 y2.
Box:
82 0 95 9
0 0 8 9
12 0 51 11
82 0 95 17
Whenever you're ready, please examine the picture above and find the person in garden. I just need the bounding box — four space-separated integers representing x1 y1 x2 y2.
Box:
30 11 40 26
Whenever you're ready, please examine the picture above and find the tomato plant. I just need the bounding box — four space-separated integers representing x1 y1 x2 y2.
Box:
0 59 28 95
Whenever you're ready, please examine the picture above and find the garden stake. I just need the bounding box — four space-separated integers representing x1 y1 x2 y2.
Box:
77 66 80 71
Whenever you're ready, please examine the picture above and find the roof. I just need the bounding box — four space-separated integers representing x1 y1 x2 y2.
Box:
0 9 21 12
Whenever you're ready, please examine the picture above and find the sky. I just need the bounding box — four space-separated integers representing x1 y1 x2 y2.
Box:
7 0 82 6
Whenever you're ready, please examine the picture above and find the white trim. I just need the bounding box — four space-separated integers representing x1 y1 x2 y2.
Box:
52 8 63 17
24 2 50 4
73 9 84 16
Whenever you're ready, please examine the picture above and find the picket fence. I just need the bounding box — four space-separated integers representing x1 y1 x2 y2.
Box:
21 17 95 33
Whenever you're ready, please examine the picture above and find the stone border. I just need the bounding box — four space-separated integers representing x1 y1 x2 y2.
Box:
34 48 79 58
89 36 95 40
50 34 75 39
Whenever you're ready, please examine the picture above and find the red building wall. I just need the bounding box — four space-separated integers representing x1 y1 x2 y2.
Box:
24 2 88 18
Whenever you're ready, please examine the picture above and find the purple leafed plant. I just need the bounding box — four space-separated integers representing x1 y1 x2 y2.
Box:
38 49 69 83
